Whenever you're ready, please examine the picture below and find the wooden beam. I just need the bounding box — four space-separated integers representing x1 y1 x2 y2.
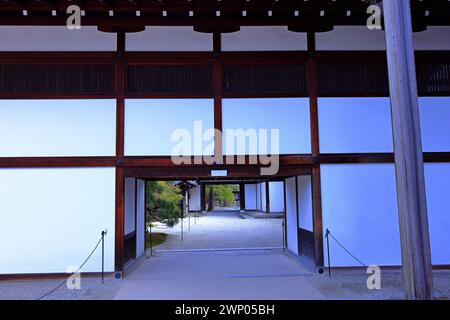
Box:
383 0 433 300
0 157 116 168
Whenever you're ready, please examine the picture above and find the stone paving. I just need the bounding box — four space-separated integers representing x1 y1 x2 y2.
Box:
114 250 325 300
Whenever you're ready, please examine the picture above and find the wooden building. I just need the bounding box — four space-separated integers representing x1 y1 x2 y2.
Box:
0 1 449 299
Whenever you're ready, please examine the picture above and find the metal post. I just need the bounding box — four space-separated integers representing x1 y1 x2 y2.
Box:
149 220 153 257
325 229 331 278
383 0 433 300
101 230 105 284
186 190 190 231
180 202 184 243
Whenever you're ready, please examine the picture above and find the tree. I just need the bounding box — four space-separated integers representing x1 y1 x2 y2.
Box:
146 181 183 227
206 185 236 209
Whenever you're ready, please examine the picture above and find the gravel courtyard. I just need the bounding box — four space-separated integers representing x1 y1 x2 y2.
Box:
152 210 284 251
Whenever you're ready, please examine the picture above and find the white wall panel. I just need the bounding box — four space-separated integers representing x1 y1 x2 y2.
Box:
424 164 450 265
297 176 313 232
136 179 146 258
318 98 393 154
260 182 267 212
321 164 401 267
285 178 298 255
0 168 115 274
189 186 202 212
0 100 116 157
316 26 386 51
222 98 311 155
256 183 261 211
269 181 284 213
0 26 116 51
126 27 212 51
124 178 136 235
125 99 214 156
419 97 450 152
222 27 307 51
244 184 257 211
414 27 450 51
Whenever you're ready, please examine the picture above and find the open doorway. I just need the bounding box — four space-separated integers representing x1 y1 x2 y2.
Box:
205 184 240 212
139 180 285 253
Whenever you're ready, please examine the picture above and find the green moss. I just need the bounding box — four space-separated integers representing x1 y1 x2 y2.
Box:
145 232 168 248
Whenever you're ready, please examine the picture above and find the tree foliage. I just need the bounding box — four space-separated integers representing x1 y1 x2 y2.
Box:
146 181 183 227
206 185 236 209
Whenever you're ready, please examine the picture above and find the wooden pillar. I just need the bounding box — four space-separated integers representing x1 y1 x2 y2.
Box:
115 31 126 272
115 167 124 272
265 180 270 214
383 0 433 300
115 31 125 159
311 168 324 267
307 32 324 268
213 32 223 161
307 32 320 158
239 182 246 211
200 182 206 212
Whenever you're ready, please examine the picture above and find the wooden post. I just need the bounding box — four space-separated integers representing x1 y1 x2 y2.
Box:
115 167 124 272
239 182 246 211
114 31 126 273
383 0 433 300
200 182 206 212
213 32 223 162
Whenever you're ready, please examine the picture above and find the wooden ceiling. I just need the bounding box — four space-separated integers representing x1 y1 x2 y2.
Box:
0 1 449 31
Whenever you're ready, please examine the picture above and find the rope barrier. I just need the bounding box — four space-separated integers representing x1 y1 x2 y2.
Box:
325 228 368 278
36 231 106 300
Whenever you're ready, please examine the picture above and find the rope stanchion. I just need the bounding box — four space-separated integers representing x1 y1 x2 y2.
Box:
37 230 107 300
325 228 368 279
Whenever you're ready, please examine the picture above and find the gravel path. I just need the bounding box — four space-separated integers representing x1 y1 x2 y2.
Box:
0 277 120 300
153 211 284 251
308 269 450 300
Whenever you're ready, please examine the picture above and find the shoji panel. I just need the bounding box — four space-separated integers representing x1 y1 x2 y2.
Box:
419 97 450 152
222 98 311 155
0 168 116 274
125 99 214 156
424 163 450 265
0 100 116 157
318 98 393 154
321 164 401 267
